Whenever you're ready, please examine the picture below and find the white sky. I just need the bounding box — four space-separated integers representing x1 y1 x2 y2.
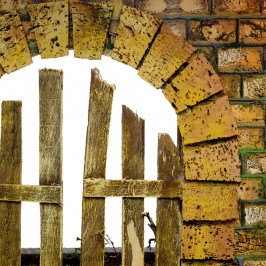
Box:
0 51 177 248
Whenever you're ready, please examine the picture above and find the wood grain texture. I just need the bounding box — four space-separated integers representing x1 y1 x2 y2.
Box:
0 12 32 73
112 5 161 68
72 2 113 59
122 106 145 266
0 101 22 266
39 69 63 266
83 179 181 198
81 68 114 266
28 1 69 58
163 53 223 113
138 25 195 88
156 134 181 266
179 96 239 145
0 184 62 203
183 137 241 182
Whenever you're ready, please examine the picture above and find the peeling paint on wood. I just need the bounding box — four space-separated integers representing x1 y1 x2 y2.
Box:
179 96 238 145
112 5 161 68
28 1 69 58
183 182 239 221
138 26 195 88
163 53 223 113
183 137 241 182
81 68 114 266
0 12 32 73
0 101 22 266
72 2 113 60
182 224 235 260
39 69 63 266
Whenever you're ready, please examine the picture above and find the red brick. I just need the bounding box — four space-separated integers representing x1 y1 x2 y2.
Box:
218 47 263 73
219 75 241 98
189 19 236 44
238 178 264 200
162 19 186 40
238 128 265 149
243 75 266 99
135 0 209 16
183 183 239 221
213 0 260 15
182 224 235 260
244 153 266 174
244 204 266 226
240 20 266 44
231 103 265 126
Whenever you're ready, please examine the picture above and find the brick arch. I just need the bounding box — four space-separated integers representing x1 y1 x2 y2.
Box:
0 1 240 263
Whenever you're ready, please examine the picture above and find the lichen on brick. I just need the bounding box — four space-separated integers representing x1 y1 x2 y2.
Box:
238 128 264 149
244 153 266 174
244 204 266 226
243 75 266 99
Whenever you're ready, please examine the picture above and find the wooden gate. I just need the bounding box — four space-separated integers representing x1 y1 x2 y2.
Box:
0 68 181 266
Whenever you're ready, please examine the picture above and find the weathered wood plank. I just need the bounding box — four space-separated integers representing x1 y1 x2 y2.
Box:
39 69 63 266
83 179 181 198
28 1 69 58
81 69 114 266
122 106 145 266
0 12 32 73
183 137 241 182
0 184 62 203
138 26 196 88
112 5 161 68
72 3 113 59
179 96 239 145
182 182 239 221
0 101 22 266
156 134 181 266
162 53 223 113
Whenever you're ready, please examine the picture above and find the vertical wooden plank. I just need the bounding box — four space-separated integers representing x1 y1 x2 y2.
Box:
81 68 114 266
0 101 22 266
156 134 181 266
39 69 63 266
122 106 145 266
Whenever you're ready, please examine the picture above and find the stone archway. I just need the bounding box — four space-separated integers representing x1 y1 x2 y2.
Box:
0 1 240 264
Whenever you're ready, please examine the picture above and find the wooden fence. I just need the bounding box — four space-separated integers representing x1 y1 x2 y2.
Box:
0 68 182 266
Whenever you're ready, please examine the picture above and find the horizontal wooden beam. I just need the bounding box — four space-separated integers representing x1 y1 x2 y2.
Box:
83 179 182 198
0 184 62 204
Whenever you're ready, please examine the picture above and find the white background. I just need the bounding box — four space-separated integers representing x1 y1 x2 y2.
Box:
0 52 177 248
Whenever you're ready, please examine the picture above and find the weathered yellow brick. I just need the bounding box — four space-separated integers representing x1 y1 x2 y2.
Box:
179 96 238 145
162 19 186 39
72 3 113 60
243 75 266 99
162 53 223 113
244 153 266 174
238 178 264 200
138 26 195 88
184 138 240 182
231 103 265 126
182 261 237 266
28 1 69 59
238 128 264 149
183 182 239 221
112 5 161 68
235 229 266 256
182 224 235 260
244 204 266 226
219 75 241 98
0 12 32 73
218 47 263 73
243 259 266 266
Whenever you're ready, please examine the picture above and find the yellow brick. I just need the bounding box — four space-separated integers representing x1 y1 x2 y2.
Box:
72 3 113 60
238 178 264 200
244 153 266 174
219 75 241 98
112 5 161 68
218 47 263 73
244 204 266 226
0 12 32 73
179 96 238 145
184 138 241 182
162 53 223 113
243 259 266 266
238 128 264 149
162 19 186 39
243 75 266 99
28 1 69 59
138 26 195 88
183 182 239 221
182 224 235 260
